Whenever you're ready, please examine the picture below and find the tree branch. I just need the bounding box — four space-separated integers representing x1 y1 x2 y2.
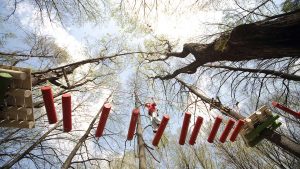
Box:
0 52 54 58
61 92 114 169
153 10 300 80
31 51 150 86
203 65 300 81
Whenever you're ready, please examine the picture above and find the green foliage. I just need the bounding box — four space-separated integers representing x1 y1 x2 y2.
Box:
0 15 15 47
282 0 300 12
158 134 169 148
0 32 14 47
0 73 12 79
25 35 70 64
0 73 12 104
110 150 137 169
49 43 70 64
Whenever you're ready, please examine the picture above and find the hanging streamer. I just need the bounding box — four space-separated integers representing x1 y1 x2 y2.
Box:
95 103 111 137
179 112 191 145
62 93 72 132
219 119 235 143
229 119 245 142
207 116 222 143
127 108 139 140
41 86 57 124
152 115 170 146
189 116 203 145
272 101 300 119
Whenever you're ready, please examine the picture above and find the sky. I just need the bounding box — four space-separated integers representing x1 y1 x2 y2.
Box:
0 1 285 126
0 0 228 104
0 0 293 168
0 0 262 140
0 0 226 60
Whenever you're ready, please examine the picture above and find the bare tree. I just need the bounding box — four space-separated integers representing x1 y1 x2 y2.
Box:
3 0 104 24
61 92 114 169
152 10 300 80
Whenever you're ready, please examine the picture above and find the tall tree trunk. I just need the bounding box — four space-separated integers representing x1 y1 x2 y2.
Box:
176 78 300 158
134 91 147 169
136 114 147 169
156 10 300 80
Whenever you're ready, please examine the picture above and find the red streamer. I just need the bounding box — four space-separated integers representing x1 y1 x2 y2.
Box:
207 116 222 143
41 86 57 124
189 116 203 145
95 103 111 137
179 112 191 145
272 101 300 119
229 119 245 142
62 94 72 132
219 119 235 143
152 115 170 146
127 109 139 140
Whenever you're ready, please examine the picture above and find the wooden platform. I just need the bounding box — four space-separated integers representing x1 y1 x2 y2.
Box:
240 106 280 147
0 65 34 128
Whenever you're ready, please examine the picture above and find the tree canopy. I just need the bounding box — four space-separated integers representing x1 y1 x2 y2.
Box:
0 0 299 168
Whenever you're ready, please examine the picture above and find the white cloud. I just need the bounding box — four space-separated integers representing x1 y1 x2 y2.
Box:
16 2 87 62
151 10 223 44
121 0 225 46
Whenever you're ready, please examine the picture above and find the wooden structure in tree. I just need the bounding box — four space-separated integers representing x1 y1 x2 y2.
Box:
0 65 34 128
240 106 281 147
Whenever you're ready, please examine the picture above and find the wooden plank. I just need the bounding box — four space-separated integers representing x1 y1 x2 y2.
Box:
240 105 277 146
248 121 282 147
0 68 27 80
0 65 34 128
7 89 31 98
0 110 7 119
15 96 26 107
0 119 34 128
26 108 34 121
245 115 280 141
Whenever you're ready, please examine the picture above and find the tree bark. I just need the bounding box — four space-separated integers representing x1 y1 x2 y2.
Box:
31 51 150 87
156 10 300 80
134 91 147 169
176 78 300 158
136 113 147 169
0 52 54 58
